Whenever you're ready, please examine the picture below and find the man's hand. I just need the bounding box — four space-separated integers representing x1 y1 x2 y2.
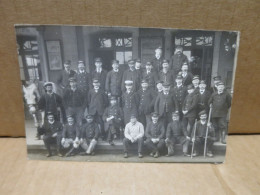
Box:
61 138 65 145
207 122 212 128
165 138 169 143
131 137 135 143
186 136 191 140
52 133 57 138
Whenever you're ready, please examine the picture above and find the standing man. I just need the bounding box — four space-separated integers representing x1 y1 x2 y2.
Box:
158 60 176 87
156 80 163 95
154 82 178 128
136 79 157 128
151 46 164 72
211 76 222 94
38 82 66 125
135 58 143 77
75 60 90 99
91 57 107 90
197 80 211 114
142 61 159 90
123 114 144 158
103 96 124 145
170 46 189 73
192 75 200 95
63 78 86 126
180 63 193 86
145 112 165 158
208 81 232 144
121 59 141 92
105 60 123 100
165 112 190 157
121 80 139 125
88 79 108 139
41 112 63 157
182 84 199 137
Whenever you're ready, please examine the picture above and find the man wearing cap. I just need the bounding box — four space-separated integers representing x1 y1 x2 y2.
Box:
180 63 193 86
192 75 200 95
91 57 107 90
191 110 216 157
172 75 188 120
121 59 141 92
122 80 139 125
156 80 163 95
75 60 90 98
135 59 143 77
80 115 100 155
158 60 176 86
165 112 190 156
197 80 211 114
103 96 124 145
145 112 165 158
105 60 123 99
61 115 81 157
170 46 189 73
182 84 199 137
38 82 66 125
136 79 157 128
88 79 108 139
154 82 178 128
57 60 76 95
208 82 232 144
123 114 144 158
142 61 159 90
210 76 222 94
151 46 164 72
41 112 63 157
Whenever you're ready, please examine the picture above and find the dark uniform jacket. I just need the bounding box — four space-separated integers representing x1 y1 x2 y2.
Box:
151 57 164 72
75 71 90 95
182 72 193 86
62 123 80 139
88 89 108 115
57 69 76 89
81 122 99 140
122 91 138 123
105 70 123 97
63 88 86 108
154 92 178 117
158 70 176 86
170 53 188 73
208 91 232 118
145 121 165 139
136 88 157 115
182 92 199 118
121 69 141 92
197 90 211 113
192 121 215 139
103 105 123 131
42 121 63 137
172 85 188 111
166 120 187 138
91 69 107 89
142 70 159 89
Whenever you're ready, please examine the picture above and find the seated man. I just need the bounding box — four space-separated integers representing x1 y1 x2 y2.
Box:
41 112 63 157
123 114 144 158
165 112 190 157
80 115 99 155
61 115 81 157
145 112 165 158
191 110 216 157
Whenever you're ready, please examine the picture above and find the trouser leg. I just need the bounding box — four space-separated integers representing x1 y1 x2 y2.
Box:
56 133 62 153
86 139 97 154
157 139 165 152
212 118 220 141
123 138 131 153
219 117 227 143
165 138 174 155
145 139 157 153
137 138 144 153
43 135 52 154
188 117 195 136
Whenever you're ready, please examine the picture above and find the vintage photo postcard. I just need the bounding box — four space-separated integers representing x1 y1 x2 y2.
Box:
15 25 239 163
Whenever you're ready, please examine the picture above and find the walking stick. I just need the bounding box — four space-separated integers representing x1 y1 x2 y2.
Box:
191 119 198 159
204 106 213 158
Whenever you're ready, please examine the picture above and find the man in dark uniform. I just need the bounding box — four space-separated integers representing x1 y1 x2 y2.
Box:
156 80 163 95
75 60 90 99
41 112 63 157
145 112 165 158
91 57 107 90
191 110 216 157
208 81 232 144
192 75 200 95
142 61 159 90
105 60 123 101
182 84 199 137
121 59 141 92
88 79 108 139
80 114 99 155
154 82 178 128
165 112 190 157
210 75 222 94
103 96 124 145
136 79 157 128
151 46 164 72
135 58 143 78
172 75 187 121
180 64 193 86
197 80 211 114
63 77 86 126
158 60 176 87
121 80 139 125
170 46 189 73
57 60 76 95
61 115 81 157
38 82 66 125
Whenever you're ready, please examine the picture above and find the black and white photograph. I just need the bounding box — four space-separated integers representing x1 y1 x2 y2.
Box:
16 25 239 163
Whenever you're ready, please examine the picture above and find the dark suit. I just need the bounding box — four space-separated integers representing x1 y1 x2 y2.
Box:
142 70 159 89
172 85 188 120
151 57 164 72
122 90 138 125
197 90 211 113
91 69 107 90
75 71 91 98
57 69 76 91
158 70 176 86
121 69 141 92
181 72 193 86
105 70 123 97
170 53 188 73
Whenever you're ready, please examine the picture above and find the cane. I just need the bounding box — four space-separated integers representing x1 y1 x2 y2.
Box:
191 119 198 159
204 105 213 158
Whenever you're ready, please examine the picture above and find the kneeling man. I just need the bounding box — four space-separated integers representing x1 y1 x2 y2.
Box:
123 114 144 158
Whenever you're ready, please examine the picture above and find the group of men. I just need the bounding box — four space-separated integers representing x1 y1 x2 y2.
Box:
25 46 232 159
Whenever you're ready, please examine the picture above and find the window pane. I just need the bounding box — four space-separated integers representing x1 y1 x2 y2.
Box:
99 38 112 48
25 55 38 67
183 37 192 46
28 68 39 80
116 51 124 64
124 51 132 63
115 38 123 46
124 38 132 47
